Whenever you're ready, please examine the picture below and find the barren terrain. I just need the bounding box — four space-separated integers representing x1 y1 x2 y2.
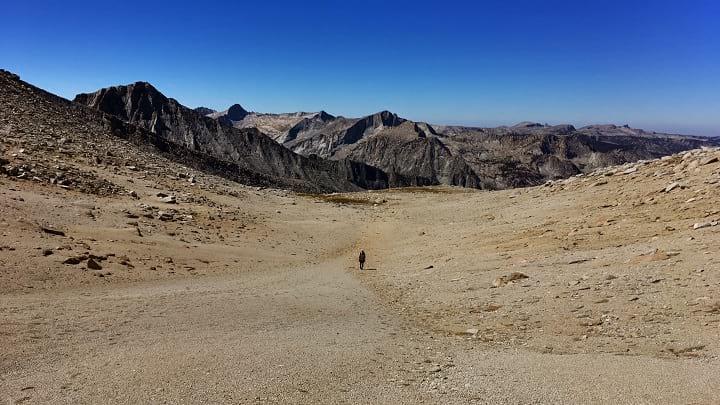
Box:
2 138 720 403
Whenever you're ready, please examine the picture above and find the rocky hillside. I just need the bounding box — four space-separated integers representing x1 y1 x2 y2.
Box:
73 82 389 192
209 104 718 189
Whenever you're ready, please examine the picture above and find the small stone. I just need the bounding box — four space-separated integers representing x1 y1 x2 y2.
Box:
700 156 719 166
664 182 680 192
158 211 174 221
492 272 529 287
63 255 87 265
622 167 638 175
580 318 603 327
693 222 713 230
87 258 102 270
40 226 65 237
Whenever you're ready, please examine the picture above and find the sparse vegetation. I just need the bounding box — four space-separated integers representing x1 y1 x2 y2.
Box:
387 186 469 194
299 193 379 205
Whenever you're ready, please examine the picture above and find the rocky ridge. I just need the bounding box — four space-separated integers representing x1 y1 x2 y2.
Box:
73 81 389 192
208 102 718 189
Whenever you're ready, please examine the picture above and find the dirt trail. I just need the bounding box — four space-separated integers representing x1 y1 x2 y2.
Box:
1 257 444 404
3 210 720 404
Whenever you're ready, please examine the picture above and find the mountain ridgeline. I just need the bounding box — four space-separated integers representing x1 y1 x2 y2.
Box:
73 83 388 192
204 106 718 189
3 67 715 193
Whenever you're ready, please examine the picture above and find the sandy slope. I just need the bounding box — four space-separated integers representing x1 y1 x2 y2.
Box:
3 147 720 403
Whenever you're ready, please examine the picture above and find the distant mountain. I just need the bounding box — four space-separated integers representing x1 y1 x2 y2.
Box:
193 106 216 116
208 104 248 124
211 107 719 189
73 82 389 192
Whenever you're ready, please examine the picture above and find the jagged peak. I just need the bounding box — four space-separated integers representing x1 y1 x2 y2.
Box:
206 103 249 122
316 110 335 121
226 104 248 120
363 110 405 127
74 81 169 106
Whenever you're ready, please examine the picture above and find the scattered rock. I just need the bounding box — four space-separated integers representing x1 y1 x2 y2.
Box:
87 257 102 270
482 303 502 312
580 318 603 327
631 249 671 263
492 272 529 287
664 182 680 192
568 258 592 265
693 222 714 230
40 226 65 237
158 211 174 221
700 156 718 166
622 167 638 175
62 255 88 265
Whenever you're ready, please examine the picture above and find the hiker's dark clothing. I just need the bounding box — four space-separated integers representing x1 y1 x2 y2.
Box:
359 251 366 270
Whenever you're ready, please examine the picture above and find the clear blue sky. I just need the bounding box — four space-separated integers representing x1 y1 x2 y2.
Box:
2 0 719 135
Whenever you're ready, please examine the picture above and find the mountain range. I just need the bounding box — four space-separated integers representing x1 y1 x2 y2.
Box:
2 68 716 193
202 103 717 189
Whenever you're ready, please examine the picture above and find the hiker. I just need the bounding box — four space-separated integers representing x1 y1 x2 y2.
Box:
358 250 366 270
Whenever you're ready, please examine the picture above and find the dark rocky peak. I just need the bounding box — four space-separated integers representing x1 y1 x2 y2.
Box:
316 110 335 122
369 110 405 127
340 111 405 145
226 104 249 121
194 106 216 116
74 81 169 123
206 104 249 125
512 121 545 128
